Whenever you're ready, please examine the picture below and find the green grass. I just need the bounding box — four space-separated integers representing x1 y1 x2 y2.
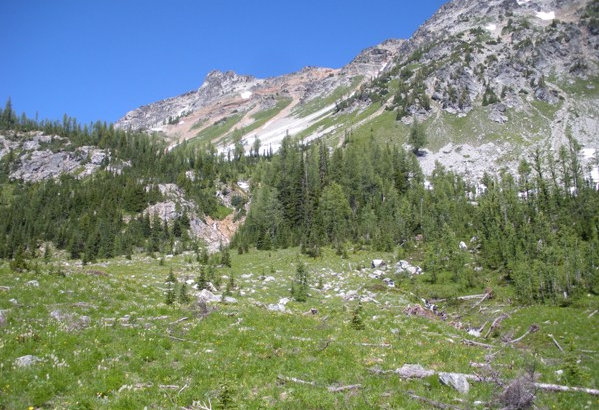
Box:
350 109 410 146
558 75 599 98
293 76 363 118
207 204 233 220
1 247 597 408
187 114 244 147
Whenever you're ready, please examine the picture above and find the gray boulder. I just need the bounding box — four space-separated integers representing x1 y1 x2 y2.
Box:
197 289 220 303
15 355 41 368
439 372 470 394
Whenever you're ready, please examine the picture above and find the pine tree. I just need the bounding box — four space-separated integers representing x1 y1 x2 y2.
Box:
408 120 427 155
165 269 177 305
196 266 209 290
291 261 308 302
351 302 365 330
178 283 190 304
166 267 177 284
165 284 176 305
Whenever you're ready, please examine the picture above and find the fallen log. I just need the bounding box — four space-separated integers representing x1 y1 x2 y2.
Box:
356 342 392 348
471 292 492 310
508 324 539 344
534 383 599 395
484 313 509 338
457 294 488 300
548 334 564 353
277 375 316 386
462 338 495 349
327 384 362 393
372 364 599 396
169 317 189 325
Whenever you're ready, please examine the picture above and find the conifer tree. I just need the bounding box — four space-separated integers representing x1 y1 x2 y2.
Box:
291 261 308 302
178 282 190 304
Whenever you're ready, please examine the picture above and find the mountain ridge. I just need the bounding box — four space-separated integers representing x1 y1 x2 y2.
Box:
116 0 598 181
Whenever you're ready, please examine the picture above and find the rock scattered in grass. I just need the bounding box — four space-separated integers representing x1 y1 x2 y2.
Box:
50 309 91 331
14 355 41 368
439 372 470 394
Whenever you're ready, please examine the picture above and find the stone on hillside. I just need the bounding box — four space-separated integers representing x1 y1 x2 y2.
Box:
26 280 39 287
223 296 238 304
459 241 468 251
397 364 435 378
197 289 220 303
467 328 481 338
50 309 91 331
267 303 285 312
439 372 470 394
383 278 395 288
15 355 41 368
343 290 358 301
371 259 386 268
395 260 423 275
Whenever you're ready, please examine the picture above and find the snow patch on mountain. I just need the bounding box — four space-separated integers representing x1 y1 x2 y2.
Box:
536 11 555 20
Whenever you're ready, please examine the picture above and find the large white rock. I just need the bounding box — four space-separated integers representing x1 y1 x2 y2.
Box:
15 355 41 368
371 259 386 268
197 289 220 303
395 260 423 275
439 372 470 394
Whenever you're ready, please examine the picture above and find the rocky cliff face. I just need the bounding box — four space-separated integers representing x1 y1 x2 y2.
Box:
1 132 117 183
354 0 598 180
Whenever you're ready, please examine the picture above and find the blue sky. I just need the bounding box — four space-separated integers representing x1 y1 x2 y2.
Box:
0 0 447 124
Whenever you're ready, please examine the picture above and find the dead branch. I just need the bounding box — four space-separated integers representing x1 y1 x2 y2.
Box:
534 383 599 395
277 375 317 386
508 324 539 344
462 338 495 349
159 384 180 390
457 293 488 300
316 339 332 352
548 334 564 353
470 292 491 310
167 334 196 343
588 310 597 318
484 313 509 338
372 364 599 396
327 384 362 393
169 317 189 325
404 391 462 409
356 342 392 348
189 399 212 410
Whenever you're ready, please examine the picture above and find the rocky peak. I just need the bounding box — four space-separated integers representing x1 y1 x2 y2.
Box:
342 39 404 78
199 69 257 92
